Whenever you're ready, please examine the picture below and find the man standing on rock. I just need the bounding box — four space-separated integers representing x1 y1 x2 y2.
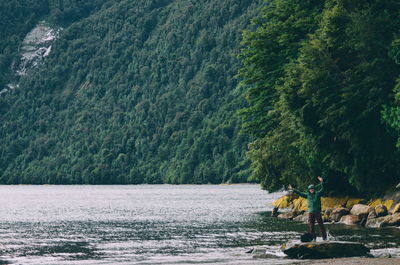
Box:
288 176 327 241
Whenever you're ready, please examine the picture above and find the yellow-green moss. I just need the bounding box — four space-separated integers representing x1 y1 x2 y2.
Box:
368 198 394 210
292 197 307 212
345 198 363 209
272 195 292 208
272 195 363 212
321 197 347 210
392 203 400 213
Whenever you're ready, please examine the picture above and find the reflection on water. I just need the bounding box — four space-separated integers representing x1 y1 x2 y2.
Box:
0 185 397 264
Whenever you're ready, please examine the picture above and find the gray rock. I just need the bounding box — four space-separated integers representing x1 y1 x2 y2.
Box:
293 214 308 223
330 207 350 222
359 216 368 227
374 252 392 258
278 211 297 220
253 253 278 259
15 21 61 76
245 248 254 253
272 207 279 217
367 210 377 220
386 213 400 226
250 248 266 254
365 213 400 228
365 215 391 228
374 204 388 217
340 214 360 225
282 241 370 259
393 203 400 214
350 204 371 219
323 208 334 222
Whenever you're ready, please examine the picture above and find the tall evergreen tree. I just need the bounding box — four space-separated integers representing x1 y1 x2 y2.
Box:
240 0 400 196
238 0 326 191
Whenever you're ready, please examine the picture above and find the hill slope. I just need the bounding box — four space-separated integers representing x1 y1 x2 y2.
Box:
0 0 263 184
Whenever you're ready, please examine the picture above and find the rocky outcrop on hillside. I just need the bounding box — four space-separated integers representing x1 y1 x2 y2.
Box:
1 21 61 96
16 21 61 76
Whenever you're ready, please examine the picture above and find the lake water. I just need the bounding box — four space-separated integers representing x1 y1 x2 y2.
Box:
0 185 398 264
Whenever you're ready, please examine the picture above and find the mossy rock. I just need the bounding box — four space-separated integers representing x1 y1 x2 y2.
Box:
292 197 307 212
368 199 394 210
345 198 363 209
330 207 350 222
272 195 293 208
374 204 388 217
393 203 400 214
272 195 364 212
282 241 370 259
321 197 347 210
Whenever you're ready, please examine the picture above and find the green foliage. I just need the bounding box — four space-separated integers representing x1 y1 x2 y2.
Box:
240 0 400 196
0 0 263 184
383 37 400 147
0 0 108 88
0 0 47 88
238 0 326 191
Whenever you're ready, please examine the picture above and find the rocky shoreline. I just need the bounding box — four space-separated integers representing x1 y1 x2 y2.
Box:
272 192 400 228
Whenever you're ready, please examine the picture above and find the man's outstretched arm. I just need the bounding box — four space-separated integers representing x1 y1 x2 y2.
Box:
316 176 324 194
288 184 307 198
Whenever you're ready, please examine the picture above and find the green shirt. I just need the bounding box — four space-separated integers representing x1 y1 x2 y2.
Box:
293 183 324 213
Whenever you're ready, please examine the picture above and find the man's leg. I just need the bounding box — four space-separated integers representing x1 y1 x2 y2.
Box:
316 212 327 240
308 213 316 240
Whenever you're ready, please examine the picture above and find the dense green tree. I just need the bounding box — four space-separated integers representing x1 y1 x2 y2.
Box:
283 0 400 195
240 0 400 196
238 0 326 191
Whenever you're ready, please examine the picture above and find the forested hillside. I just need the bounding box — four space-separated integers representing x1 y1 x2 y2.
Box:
0 0 263 184
3 0 399 195
239 0 400 196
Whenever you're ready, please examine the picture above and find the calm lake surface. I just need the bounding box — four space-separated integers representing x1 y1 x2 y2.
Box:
0 185 398 264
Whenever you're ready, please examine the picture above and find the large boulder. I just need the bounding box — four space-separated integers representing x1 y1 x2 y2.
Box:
367 210 377 220
350 204 371 218
282 241 370 259
366 213 400 228
278 211 297 220
386 213 400 226
293 213 308 223
368 199 394 211
323 208 333 222
374 204 388 217
365 215 391 228
292 197 308 212
345 198 364 209
392 203 400 214
272 195 293 209
320 197 348 210
272 207 279 217
340 215 360 225
330 207 350 222
272 194 308 211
